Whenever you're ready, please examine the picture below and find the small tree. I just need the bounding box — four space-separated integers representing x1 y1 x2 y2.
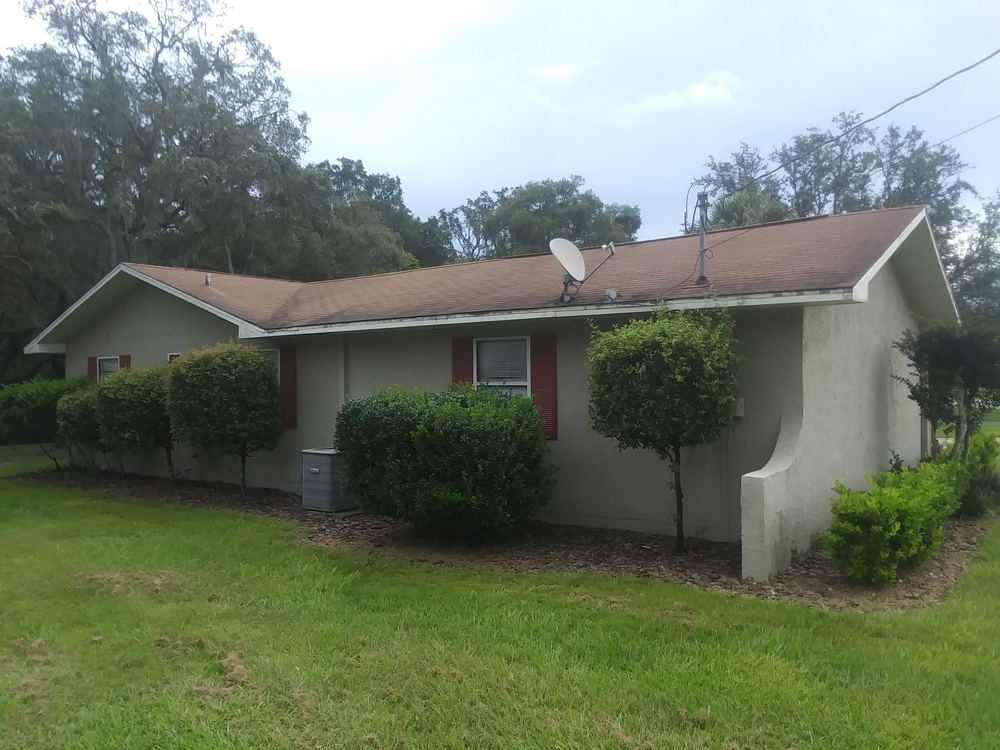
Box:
57 387 104 469
588 308 741 552
166 344 282 493
895 320 1000 461
0 377 88 467
96 366 175 477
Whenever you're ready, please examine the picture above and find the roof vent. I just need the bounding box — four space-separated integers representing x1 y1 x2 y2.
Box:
205 273 212 287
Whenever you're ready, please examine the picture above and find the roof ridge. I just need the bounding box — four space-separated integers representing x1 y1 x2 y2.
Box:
125 262 305 286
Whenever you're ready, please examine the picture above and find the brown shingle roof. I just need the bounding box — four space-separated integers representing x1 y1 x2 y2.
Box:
126 205 926 331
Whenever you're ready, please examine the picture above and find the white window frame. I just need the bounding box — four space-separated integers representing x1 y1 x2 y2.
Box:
96 356 120 381
260 348 281 385
472 336 530 395
166 352 182 363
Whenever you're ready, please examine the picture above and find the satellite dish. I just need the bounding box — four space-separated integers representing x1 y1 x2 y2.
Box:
549 238 586 282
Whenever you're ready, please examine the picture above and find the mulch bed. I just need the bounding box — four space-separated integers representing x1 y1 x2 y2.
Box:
16 469 996 613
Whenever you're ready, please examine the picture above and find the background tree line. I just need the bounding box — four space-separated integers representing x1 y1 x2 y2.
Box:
0 0 642 384
696 112 1000 319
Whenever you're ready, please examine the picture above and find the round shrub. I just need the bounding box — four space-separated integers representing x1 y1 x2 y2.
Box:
824 461 962 582
166 343 282 493
587 308 740 552
57 387 104 467
335 385 554 538
333 387 426 516
96 365 175 477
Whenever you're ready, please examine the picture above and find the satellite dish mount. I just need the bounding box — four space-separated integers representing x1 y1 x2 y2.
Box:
549 238 616 304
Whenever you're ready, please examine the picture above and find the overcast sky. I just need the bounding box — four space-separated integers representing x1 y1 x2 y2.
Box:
2 0 998 239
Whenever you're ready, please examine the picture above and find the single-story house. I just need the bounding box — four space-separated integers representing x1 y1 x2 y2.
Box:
25 205 957 579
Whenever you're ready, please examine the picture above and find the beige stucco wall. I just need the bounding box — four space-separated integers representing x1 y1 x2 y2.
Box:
741 259 922 579
339 311 801 544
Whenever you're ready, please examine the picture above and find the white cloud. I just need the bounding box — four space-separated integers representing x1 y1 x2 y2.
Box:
238 0 504 78
522 89 570 113
612 71 743 125
529 60 600 84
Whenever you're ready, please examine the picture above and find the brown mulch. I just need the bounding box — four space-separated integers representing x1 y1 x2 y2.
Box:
16 469 996 613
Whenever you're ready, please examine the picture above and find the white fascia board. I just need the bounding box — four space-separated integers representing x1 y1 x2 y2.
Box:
120 265 266 338
243 288 857 340
919 213 961 323
24 264 265 354
850 208 959 321
29 343 67 354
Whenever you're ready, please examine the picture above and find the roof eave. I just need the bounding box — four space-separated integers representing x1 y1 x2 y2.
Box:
23 264 266 354
244 287 859 339
850 207 959 324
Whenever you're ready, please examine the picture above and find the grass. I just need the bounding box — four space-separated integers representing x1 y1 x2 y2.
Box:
0 443 62 472
936 423 1000 439
1 463 999 748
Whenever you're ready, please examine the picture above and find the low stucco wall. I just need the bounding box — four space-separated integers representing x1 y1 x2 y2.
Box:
741 259 922 580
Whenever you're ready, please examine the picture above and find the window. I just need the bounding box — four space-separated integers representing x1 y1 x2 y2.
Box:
474 338 529 396
260 349 280 384
97 356 119 381
167 353 181 363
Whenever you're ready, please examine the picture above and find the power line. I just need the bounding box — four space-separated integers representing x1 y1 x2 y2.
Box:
932 112 1000 147
658 226 756 299
716 45 1000 202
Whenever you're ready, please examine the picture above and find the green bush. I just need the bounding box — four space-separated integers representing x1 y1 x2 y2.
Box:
335 385 554 538
956 432 1000 517
57 387 104 467
96 366 175 477
0 377 87 465
824 462 962 582
166 343 282 493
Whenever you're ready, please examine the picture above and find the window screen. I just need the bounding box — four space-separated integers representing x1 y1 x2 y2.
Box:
476 339 528 396
97 357 119 381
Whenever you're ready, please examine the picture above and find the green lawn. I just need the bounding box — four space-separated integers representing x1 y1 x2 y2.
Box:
1 463 999 748
936 423 1000 439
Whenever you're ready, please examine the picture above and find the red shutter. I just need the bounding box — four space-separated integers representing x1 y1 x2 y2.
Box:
87 357 98 381
119 355 131 370
280 345 297 429
530 333 557 440
452 337 474 383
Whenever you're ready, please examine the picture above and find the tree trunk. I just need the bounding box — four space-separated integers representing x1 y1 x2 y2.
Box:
930 417 939 459
962 401 973 461
671 443 685 553
239 451 248 495
38 443 60 470
165 445 175 480
951 379 968 462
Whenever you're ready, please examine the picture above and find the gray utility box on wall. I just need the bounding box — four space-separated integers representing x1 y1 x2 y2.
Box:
301 449 356 512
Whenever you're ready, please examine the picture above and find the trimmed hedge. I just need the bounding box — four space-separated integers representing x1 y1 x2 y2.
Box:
824 461 962 582
96 365 175 477
57 387 104 466
0 377 87 463
335 385 554 538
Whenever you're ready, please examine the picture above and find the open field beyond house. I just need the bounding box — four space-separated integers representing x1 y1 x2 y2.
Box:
1 455 1000 749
